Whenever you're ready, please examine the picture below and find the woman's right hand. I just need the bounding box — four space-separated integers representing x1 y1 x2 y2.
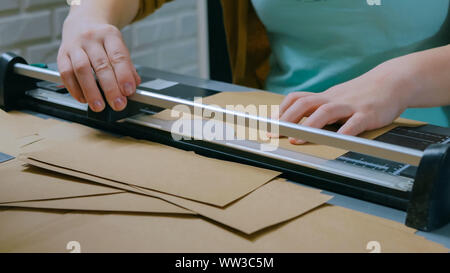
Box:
57 16 141 112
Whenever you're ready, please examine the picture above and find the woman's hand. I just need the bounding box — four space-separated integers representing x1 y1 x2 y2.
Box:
278 60 413 144
57 5 141 112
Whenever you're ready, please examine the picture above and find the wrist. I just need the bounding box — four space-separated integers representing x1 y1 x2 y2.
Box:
65 5 119 27
65 0 139 29
376 58 420 111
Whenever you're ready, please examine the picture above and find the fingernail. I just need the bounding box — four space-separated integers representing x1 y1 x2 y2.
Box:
114 97 126 110
124 82 135 96
289 137 306 145
136 74 142 85
92 100 104 112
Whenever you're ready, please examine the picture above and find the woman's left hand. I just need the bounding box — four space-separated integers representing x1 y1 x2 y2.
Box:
278 60 413 144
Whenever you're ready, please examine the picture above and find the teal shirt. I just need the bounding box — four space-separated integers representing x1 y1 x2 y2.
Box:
251 0 450 127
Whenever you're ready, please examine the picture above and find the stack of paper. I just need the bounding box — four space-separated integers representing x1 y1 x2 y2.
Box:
0 100 447 253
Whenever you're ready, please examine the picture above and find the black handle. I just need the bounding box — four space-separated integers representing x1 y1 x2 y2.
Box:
0 52 36 111
406 143 450 231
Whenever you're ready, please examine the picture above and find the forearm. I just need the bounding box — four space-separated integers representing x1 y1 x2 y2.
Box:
389 44 450 108
67 0 140 28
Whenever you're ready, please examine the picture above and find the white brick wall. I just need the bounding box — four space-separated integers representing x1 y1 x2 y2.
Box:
0 0 207 78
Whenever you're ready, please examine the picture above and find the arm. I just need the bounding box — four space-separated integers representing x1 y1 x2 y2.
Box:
58 0 141 112
278 44 450 144
399 45 450 108
69 0 141 29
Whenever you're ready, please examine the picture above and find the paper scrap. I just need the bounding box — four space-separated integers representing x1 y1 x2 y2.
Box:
0 111 60 157
134 179 333 234
2 193 194 215
0 160 120 204
23 132 280 207
23 158 329 234
0 110 60 139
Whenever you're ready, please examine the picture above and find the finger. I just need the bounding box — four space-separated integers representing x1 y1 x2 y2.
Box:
104 34 137 97
132 66 142 86
57 53 86 103
69 49 105 112
337 113 369 136
279 92 314 117
289 137 306 145
280 96 326 124
83 42 127 111
289 104 354 145
303 104 354 129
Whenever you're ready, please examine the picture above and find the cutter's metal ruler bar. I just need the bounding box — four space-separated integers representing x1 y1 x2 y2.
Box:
15 63 424 165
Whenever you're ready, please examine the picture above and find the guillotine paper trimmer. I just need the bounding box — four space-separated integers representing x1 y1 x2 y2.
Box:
1 52 449 231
